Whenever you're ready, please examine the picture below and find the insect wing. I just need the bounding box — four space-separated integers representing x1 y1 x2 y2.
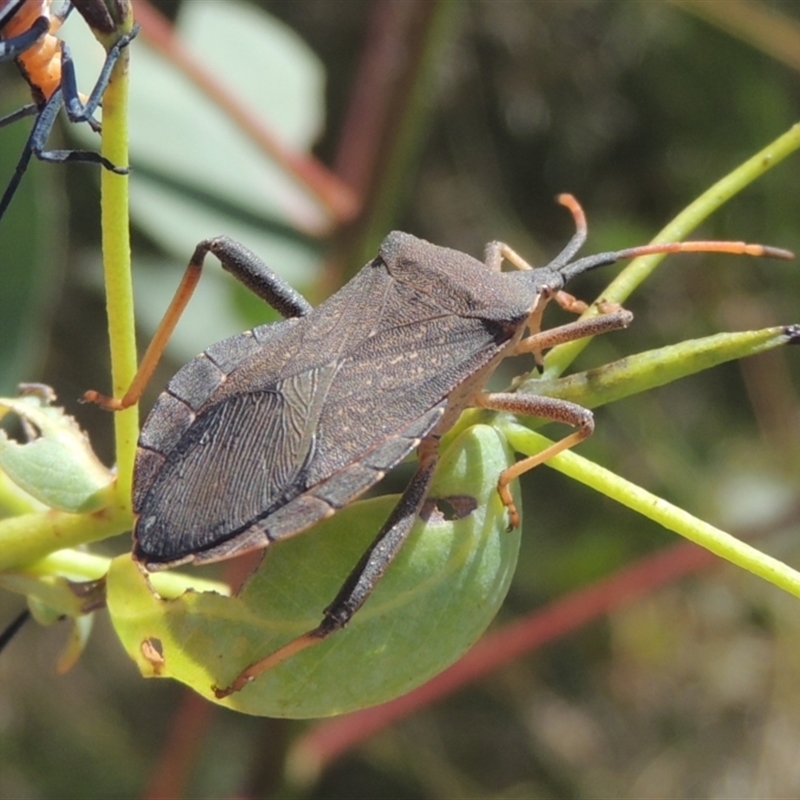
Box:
133 318 314 564
134 237 526 569
310 291 515 482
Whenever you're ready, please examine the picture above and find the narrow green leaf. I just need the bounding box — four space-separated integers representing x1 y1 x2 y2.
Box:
525 325 800 411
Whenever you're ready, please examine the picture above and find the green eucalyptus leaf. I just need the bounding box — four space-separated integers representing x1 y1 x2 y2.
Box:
0 393 114 513
107 423 521 718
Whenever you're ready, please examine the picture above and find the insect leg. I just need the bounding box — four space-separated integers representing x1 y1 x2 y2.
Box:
0 24 135 223
205 236 315 317
0 16 49 63
214 437 442 698
474 392 595 529
483 194 588 273
516 294 633 370
478 307 633 518
0 103 38 128
551 290 590 314
51 0 74 28
484 240 534 272
60 25 139 127
84 237 314 410
20 88 118 165
516 308 633 357
1 25 137 213
0 608 30 654
0 99 45 222
0 76 134 223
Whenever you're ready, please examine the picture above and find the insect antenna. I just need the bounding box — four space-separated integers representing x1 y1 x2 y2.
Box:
543 194 589 270
552 194 794 284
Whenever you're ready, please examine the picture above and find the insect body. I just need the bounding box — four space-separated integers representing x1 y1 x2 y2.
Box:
85 195 793 696
133 232 579 566
0 0 136 223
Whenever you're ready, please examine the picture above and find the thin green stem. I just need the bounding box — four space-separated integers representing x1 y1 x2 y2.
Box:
0 20 138 573
502 422 800 600
21 550 230 599
0 507 130 572
99 22 138 511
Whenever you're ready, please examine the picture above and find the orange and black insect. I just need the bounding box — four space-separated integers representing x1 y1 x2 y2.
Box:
0 0 136 222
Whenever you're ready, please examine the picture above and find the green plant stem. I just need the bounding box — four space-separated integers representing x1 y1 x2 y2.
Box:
0 508 130 571
546 121 800 378
99 25 138 511
521 326 797 410
502 422 800 600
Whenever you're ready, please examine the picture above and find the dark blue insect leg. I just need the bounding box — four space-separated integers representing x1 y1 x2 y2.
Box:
22 86 125 169
0 26 138 225
52 0 74 25
0 103 38 129
60 24 139 129
0 608 30 654
0 15 49 62
0 87 121 222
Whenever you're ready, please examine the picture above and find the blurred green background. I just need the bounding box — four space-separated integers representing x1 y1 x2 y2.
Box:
2 0 800 797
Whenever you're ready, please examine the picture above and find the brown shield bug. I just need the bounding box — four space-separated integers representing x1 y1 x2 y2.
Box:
85 194 793 697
